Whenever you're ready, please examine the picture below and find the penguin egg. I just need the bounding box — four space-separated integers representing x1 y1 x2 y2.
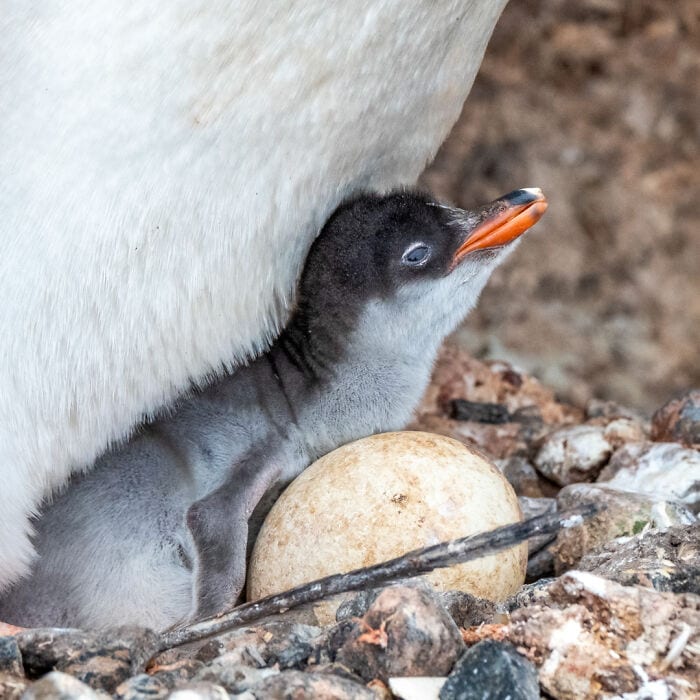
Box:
248 431 526 606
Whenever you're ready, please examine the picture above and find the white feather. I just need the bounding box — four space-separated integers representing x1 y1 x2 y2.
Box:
0 0 508 587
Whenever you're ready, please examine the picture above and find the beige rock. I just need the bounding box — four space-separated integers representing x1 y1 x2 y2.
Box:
534 424 613 485
505 572 700 699
23 672 109 700
651 390 700 448
248 432 526 606
553 483 695 573
0 673 27 700
597 441 700 511
600 417 648 448
577 524 700 593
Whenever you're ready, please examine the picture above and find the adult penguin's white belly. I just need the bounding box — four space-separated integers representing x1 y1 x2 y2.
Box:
0 0 508 588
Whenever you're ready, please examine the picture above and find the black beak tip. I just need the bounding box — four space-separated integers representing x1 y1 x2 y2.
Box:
502 188 544 206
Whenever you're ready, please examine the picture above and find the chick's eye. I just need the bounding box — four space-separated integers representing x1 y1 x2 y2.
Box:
402 244 431 266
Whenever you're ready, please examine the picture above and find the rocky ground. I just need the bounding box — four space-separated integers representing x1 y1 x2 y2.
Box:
420 0 699 410
1 344 698 699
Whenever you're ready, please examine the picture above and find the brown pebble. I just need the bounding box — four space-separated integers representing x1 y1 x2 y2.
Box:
336 586 463 683
651 389 700 448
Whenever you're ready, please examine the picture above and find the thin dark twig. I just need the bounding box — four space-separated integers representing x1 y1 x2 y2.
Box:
157 504 597 652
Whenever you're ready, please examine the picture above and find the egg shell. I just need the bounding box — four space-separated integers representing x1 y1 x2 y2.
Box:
248 431 526 603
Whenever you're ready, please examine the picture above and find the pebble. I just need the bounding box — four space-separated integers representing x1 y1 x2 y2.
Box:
188 628 265 667
254 621 321 670
167 682 229 700
651 389 700 448
585 398 646 423
335 586 463 683
16 627 158 694
0 636 23 675
597 441 700 511
183 621 321 671
534 424 613 485
553 483 696 573
577 523 700 594
22 670 108 699
0 672 28 700
438 590 499 629
388 676 446 700
116 662 216 700
504 579 555 612
506 572 700 699
439 640 539 700
193 660 278 693
335 580 430 623
597 416 647 448
114 673 168 700
249 670 376 699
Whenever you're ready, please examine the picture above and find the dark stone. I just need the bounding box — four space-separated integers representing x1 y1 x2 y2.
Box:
526 545 556 581
0 636 23 675
257 621 321 670
250 670 376 699
439 640 539 700
315 619 360 667
16 627 158 694
577 523 700 594
335 589 383 622
336 586 463 683
449 399 510 424
651 389 700 448
498 457 544 497
438 590 499 628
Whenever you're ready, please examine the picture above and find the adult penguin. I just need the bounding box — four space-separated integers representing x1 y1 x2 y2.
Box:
0 0 509 588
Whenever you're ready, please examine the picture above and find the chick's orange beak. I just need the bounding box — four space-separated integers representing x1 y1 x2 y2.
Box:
453 188 548 264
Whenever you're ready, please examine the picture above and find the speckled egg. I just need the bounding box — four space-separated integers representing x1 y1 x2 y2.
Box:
248 431 526 604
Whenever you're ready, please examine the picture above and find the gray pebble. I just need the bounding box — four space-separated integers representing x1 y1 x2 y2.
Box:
439 640 539 700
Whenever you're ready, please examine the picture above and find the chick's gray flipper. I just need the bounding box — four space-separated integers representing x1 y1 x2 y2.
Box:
187 451 283 620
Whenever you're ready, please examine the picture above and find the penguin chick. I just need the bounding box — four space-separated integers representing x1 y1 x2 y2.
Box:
0 188 547 631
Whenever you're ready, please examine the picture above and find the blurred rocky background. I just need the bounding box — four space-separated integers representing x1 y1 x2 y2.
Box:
420 0 699 411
